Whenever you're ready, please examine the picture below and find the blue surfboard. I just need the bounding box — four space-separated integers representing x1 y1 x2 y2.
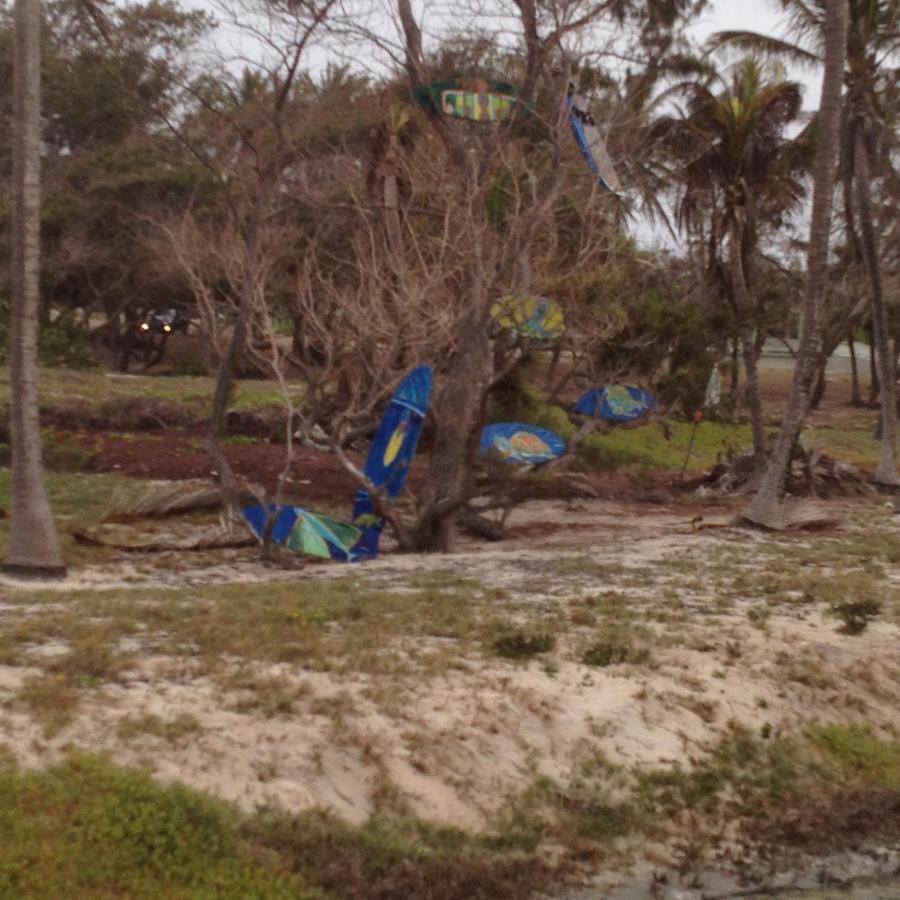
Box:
480 422 566 465
243 365 433 562
568 88 620 193
575 385 655 422
350 365 433 559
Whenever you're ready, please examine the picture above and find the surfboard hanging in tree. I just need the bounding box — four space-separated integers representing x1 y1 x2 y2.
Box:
567 86 621 193
243 365 433 562
575 385 655 422
415 79 524 122
480 422 566 465
704 365 722 410
490 295 565 341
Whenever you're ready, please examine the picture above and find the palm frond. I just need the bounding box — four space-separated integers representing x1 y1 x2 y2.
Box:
707 30 822 67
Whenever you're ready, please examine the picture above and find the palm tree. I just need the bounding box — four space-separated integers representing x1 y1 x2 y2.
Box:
712 0 899 484
652 58 807 463
741 0 850 527
5 0 66 577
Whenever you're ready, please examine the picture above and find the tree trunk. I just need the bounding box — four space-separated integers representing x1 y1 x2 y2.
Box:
741 0 849 527
809 354 828 410
740 328 766 461
853 125 898 484
867 321 879 405
415 298 493 552
728 220 766 464
848 331 864 406
206 202 264 519
3 0 66 578
729 336 740 397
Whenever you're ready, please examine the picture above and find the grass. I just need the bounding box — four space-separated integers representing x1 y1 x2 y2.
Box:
10 673 80 738
0 577 542 683
0 469 162 565
485 723 900 864
117 713 204 745
5 726 897 898
0 753 554 900
493 631 555 659
809 724 900 791
0 754 314 898
0 367 305 415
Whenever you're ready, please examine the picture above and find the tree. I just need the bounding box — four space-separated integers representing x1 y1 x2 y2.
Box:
651 57 808 465
0 0 215 369
713 0 899 484
4 0 66 577
387 0 707 551
741 0 849 527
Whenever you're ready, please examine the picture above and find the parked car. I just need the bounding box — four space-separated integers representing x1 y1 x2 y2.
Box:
138 307 191 335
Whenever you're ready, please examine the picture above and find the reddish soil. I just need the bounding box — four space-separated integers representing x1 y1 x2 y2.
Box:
81 430 431 509
56 365 875 512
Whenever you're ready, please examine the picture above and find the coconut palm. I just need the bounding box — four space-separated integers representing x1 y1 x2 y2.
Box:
712 0 899 484
5 0 66 576
741 0 850 527
651 57 808 463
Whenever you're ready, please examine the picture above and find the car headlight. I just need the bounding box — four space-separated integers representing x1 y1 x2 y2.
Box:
163 324 172 333
140 322 150 331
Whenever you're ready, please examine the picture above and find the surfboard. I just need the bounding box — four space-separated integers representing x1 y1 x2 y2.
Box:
350 365 433 558
567 87 621 193
415 79 524 122
480 422 566 465
490 295 565 341
575 385 655 422
242 365 433 562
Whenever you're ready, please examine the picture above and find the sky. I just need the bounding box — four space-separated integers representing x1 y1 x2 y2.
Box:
190 0 823 250
686 0 821 109
197 0 821 101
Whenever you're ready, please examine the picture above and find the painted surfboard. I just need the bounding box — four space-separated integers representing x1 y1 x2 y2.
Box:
415 79 524 122
350 365 433 559
567 87 621 193
480 422 566 465
243 365 433 562
575 385 655 422
490 295 565 341
243 505 362 561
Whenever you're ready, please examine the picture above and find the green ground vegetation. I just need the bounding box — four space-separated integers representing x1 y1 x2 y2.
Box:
489 378 882 473
0 754 314 899
0 367 878 476
0 367 305 416
3 724 900 899
0 470 163 565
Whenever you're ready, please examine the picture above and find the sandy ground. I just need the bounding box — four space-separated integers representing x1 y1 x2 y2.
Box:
1 496 899 842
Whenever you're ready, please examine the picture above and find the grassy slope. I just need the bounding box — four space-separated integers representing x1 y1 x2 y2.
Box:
2 727 900 898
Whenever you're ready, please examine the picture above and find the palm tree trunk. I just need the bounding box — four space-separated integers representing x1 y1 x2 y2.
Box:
853 125 898 484
740 328 767 460
4 0 66 577
741 0 849 527
729 221 766 463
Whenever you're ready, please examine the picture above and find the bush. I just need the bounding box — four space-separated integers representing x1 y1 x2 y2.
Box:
829 598 882 635
0 754 309 897
581 640 650 667
0 302 95 369
493 631 555 659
